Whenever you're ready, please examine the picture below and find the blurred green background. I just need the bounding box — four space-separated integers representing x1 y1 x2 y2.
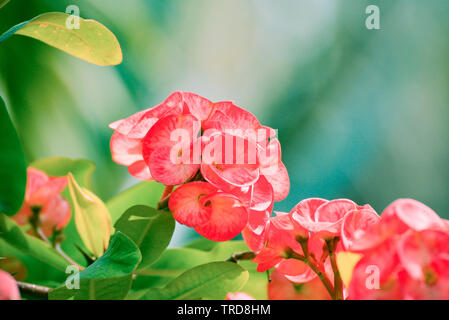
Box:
1 0 448 245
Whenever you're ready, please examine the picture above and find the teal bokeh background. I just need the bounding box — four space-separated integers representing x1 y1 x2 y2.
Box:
1 0 448 245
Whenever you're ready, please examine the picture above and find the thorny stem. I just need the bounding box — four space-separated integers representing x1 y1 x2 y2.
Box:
16 281 51 298
326 238 344 300
294 238 336 299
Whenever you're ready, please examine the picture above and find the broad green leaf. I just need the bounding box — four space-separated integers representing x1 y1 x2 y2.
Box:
0 12 122 66
75 232 141 280
67 173 112 258
50 275 132 300
142 262 249 300
0 239 67 284
0 0 9 10
133 240 267 300
114 205 174 270
0 96 26 215
107 181 165 223
0 214 68 272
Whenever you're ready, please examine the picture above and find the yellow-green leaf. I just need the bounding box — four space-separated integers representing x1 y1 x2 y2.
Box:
0 0 9 10
336 251 362 288
0 12 122 66
67 173 113 258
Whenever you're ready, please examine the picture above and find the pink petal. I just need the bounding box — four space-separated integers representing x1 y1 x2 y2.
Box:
108 109 147 135
290 198 328 233
341 208 380 251
148 146 199 186
201 132 260 187
250 175 274 212
0 270 20 300
284 267 317 283
40 195 71 236
29 177 68 206
276 259 310 277
314 199 358 236
142 114 200 167
226 292 256 300
348 240 402 300
397 229 449 280
127 93 185 139
383 199 445 232
209 101 262 132
194 193 248 241
247 208 271 235
261 161 290 201
110 131 143 166
242 224 267 253
25 168 49 201
168 182 216 227
182 92 214 121
128 160 152 180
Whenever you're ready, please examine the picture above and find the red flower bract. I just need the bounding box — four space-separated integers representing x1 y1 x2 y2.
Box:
13 168 70 237
110 92 290 241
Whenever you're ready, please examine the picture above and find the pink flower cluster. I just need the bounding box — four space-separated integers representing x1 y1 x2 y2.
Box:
249 197 449 300
109 91 449 300
13 168 71 236
109 92 289 241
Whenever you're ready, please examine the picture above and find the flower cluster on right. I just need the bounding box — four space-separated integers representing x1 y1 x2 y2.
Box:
247 198 449 300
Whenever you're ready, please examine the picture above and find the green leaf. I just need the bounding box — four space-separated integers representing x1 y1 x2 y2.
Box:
0 239 67 284
142 262 249 300
0 96 26 215
114 205 174 270
133 240 267 300
0 214 68 272
0 12 122 66
107 181 165 223
139 241 267 299
49 275 132 300
49 233 140 300
76 232 141 280
0 0 9 10
67 173 113 258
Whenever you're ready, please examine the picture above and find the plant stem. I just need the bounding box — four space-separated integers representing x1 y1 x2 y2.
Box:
156 194 170 210
326 238 344 300
226 251 256 263
292 241 336 299
36 228 84 270
160 186 174 200
16 281 51 298
55 243 84 270
156 186 173 210
303 258 336 299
